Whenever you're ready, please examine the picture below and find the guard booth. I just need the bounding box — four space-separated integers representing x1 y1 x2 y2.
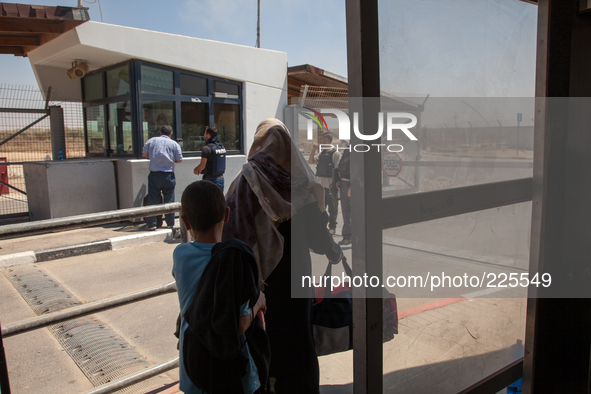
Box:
22 21 287 220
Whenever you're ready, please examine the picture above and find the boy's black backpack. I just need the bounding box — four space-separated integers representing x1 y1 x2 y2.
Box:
182 239 270 393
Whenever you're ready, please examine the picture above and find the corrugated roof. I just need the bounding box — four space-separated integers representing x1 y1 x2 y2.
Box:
0 2 89 56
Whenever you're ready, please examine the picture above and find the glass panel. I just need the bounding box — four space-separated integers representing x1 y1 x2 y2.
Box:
213 103 240 150
83 73 103 102
108 101 133 157
141 65 174 95
381 202 530 392
294 96 534 196
180 102 208 152
142 100 175 142
85 105 106 156
180 74 207 96
379 96 534 197
308 202 531 391
374 1 536 390
378 1 537 98
106 65 130 97
213 80 239 98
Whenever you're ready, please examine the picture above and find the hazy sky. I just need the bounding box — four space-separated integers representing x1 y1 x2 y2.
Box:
0 0 349 87
0 0 537 98
379 0 538 97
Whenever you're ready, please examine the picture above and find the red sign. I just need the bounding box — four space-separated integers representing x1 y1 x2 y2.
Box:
382 153 403 177
0 158 8 194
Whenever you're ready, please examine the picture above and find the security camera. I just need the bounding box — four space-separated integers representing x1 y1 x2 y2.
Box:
66 61 89 79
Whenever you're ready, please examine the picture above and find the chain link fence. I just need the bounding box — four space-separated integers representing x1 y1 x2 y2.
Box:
0 84 85 221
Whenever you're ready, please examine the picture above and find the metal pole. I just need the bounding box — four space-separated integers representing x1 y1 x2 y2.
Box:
497 120 502 149
0 203 181 240
256 0 261 48
346 0 383 392
0 179 26 195
516 119 520 156
50 106 66 161
0 322 11 394
524 1 591 392
1 282 177 338
80 358 179 394
300 85 309 108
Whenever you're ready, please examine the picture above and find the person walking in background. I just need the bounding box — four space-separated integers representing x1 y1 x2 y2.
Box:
142 124 182 230
308 131 341 234
224 118 342 393
337 147 351 245
194 126 226 192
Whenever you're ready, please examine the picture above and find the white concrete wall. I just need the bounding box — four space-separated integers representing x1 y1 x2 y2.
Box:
23 163 51 221
116 156 247 210
24 160 118 221
243 81 288 152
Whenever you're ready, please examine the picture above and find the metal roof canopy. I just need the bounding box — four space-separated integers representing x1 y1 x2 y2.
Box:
0 2 89 57
287 64 348 99
287 63 423 111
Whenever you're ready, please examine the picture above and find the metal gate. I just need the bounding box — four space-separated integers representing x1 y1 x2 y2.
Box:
0 84 86 223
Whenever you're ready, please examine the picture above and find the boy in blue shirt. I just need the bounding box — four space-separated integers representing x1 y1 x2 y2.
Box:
173 180 267 394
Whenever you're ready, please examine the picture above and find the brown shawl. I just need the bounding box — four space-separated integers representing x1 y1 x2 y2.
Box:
223 118 324 280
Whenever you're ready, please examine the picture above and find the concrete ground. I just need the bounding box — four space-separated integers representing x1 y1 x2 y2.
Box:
0 220 162 256
0 205 527 393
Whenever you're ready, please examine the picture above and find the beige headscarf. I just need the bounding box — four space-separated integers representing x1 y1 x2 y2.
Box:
223 118 324 280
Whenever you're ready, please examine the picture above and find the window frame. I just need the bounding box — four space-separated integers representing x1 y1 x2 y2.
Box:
81 59 244 159
82 60 133 157
135 59 244 157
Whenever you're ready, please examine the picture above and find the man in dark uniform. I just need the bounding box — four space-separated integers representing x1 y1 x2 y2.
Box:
193 126 226 192
337 148 351 245
308 132 341 234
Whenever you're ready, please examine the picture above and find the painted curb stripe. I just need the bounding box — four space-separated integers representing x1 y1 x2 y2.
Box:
398 297 466 319
35 240 112 262
0 229 177 267
0 251 36 269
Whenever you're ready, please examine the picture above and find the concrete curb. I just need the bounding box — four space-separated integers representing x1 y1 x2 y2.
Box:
0 228 175 269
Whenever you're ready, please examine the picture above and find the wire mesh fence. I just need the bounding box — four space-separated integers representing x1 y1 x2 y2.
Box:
0 84 85 220
293 85 349 154
61 100 86 159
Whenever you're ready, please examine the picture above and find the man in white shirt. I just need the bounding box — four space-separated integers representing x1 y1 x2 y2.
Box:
142 125 183 230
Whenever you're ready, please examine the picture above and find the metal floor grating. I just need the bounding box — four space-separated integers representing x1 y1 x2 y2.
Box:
5 265 173 393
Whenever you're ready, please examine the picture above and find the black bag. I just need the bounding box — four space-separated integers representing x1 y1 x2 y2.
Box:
312 256 398 356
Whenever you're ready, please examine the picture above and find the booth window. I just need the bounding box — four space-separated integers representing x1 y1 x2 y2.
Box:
85 105 106 157
214 103 240 151
181 102 208 152
141 66 174 95
180 74 207 96
82 60 243 158
83 62 135 157
108 101 133 157
214 81 239 98
136 61 243 155
83 73 104 101
142 100 175 142
106 65 130 97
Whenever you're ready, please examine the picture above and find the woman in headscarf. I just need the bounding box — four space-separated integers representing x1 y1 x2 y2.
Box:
223 118 342 394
